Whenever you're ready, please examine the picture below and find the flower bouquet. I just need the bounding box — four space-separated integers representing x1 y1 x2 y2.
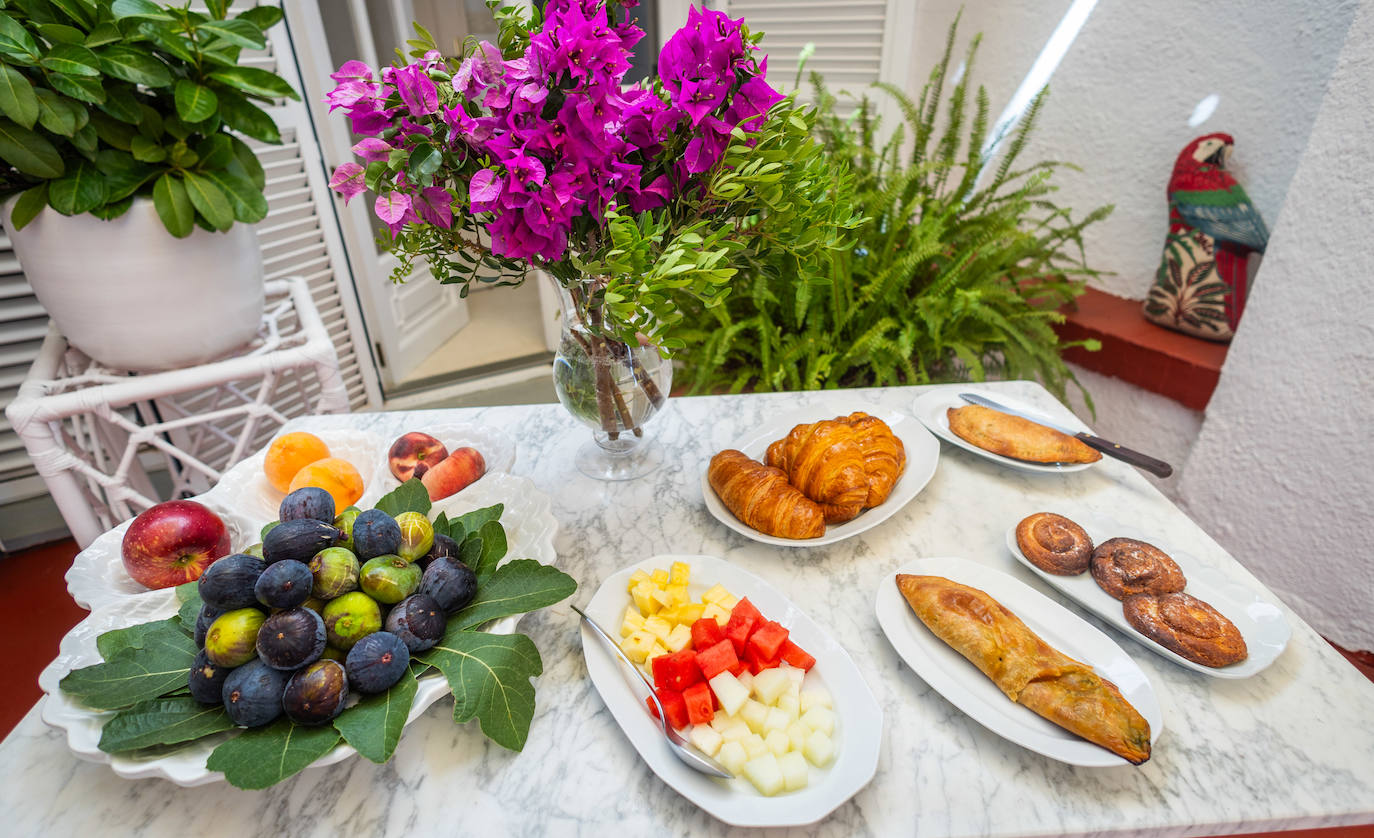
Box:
327 0 861 478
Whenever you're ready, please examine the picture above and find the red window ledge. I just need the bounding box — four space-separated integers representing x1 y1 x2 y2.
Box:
1054 287 1228 411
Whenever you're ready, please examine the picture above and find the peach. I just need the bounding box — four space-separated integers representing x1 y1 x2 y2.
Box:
421 447 486 501
289 457 365 510
388 432 449 482
264 432 331 493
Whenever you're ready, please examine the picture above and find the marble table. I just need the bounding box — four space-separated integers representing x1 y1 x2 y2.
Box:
5 382 1374 837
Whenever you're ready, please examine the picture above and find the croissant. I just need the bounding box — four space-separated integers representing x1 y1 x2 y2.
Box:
708 450 825 539
764 421 869 523
834 412 906 506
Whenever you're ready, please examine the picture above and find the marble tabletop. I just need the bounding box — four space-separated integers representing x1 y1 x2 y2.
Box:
5 382 1374 837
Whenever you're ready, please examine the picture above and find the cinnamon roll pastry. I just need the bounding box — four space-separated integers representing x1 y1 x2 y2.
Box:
1123 592 1248 667
1015 513 1093 575
1090 537 1186 600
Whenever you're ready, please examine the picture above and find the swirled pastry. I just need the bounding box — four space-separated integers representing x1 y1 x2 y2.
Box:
708 450 825 539
1123 592 1248 667
1016 513 1093 575
764 420 869 523
1090 537 1187 600
834 412 906 506
946 405 1101 464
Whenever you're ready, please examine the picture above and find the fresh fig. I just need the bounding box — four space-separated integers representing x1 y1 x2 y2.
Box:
256 607 327 670
352 509 401 560
359 554 421 604
263 518 342 564
222 659 289 727
188 649 230 705
254 559 314 609
419 556 477 613
197 553 266 610
322 591 382 650
334 506 361 552
394 511 434 563
346 631 410 694
309 546 359 599
204 607 267 667
282 660 348 725
279 486 335 523
384 593 446 653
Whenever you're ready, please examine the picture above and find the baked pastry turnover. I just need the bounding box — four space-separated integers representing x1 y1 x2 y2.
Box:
1090 538 1187 600
1016 513 1093 575
946 404 1101 464
707 450 825 539
1123 592 1248 667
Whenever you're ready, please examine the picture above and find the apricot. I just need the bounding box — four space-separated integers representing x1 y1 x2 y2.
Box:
264 432 331 493
288 457 364 510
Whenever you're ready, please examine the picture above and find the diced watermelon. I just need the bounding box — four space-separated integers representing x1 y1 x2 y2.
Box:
651 648 702 692
695 638 740 680
690 617 726 650
779 639 816 671
745 642 783 675
747 620 789 661
646 687 690 730
683 681 715 726
724 598 762 656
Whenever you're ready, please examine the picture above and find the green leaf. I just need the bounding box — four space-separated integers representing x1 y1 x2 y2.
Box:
8 182 48 230
90 196 134 220
331 667 418 763
207 65 297 101
198 18 266 50
0 13 40 60
48 72 104 104
48 0 95 28
88 110 135 148
409 144 440 178
0 64 37 128
98 85 141 124
468 519 507 584
204 0 228 19
229 135 264 188
448 559 576 633
373 478 431 517
181 170 232 230
203 169 267 223
195 133 233 167
174 79 217 122
37 23 86 45
176 584 203 628
95 617 186 660
111 0 174 22
129 134 164 162
152 172 193 237
50 160 105 215
34 88 76 135
0 118 63 177
69 121 97 155
416 631 543 751
447 503 503 543
98 45 172 87
98 696 234 752
206 719 342 790
217 89 278 143
146 28 197 64
59 626 196 710
41 43 104 77
85 22 124 47
237 6 283 31
168 139 198 167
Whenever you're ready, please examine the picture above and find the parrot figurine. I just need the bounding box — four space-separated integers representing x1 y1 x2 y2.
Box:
1143 133 1268 341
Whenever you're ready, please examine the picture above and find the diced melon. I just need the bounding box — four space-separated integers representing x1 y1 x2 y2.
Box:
800 706 835 736
650 568 670 586
719 719 751 742
803 730 835 766
776 694 800 721
742 733 768 759
676 603 705 625
762 706 791 734
799 683 833 712
620 607 646 638
669 561 692 585
627 569 650 592
740 699 769 733
782 664 806 687
650 586 675 609
710 714 732 733
707 671 750 716
689 723 723 757
631 581 659 615
752 668 790 704
764 729 790 756
736 670 754 694
742 753 784 796
717 740 749 775
703 602 731 627
786 720 811 751
643 615 672 642
664 623 693 653
701 583 732 604
779 751 809 791
620 629 656 663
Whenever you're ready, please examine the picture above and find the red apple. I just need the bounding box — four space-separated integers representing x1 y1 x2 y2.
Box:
421 447 486 501
121 500 232 589
388 431 449 482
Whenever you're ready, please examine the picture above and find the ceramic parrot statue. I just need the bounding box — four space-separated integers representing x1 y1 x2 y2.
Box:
1144 133 1268 341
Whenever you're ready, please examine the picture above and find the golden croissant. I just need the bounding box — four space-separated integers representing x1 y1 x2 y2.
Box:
765 420 869 523
833 411 905 506
708 450 825 539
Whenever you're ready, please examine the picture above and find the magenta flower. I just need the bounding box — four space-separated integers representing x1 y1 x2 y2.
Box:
329 163 367 204
375 191 414 235
414 186 454 228
392 64 439 116
470 169 503 212
352 138 393 161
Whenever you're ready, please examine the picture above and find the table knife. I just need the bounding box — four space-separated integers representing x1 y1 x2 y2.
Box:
958 392 1173 478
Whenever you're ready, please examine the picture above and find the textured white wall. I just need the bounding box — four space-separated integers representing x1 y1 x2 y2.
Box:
1176 0 1374 650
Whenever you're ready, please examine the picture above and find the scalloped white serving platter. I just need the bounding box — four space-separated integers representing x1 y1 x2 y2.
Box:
911 386 1098 474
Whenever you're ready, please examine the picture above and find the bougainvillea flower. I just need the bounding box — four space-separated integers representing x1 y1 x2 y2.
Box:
393 63 439 116
329 60 373 84
329 163 367 204
352 137 393 161
375 191 413 235
414 185 454 228
469 169 503 212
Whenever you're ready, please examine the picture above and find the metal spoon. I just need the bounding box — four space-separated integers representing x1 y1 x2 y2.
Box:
572 604 734 779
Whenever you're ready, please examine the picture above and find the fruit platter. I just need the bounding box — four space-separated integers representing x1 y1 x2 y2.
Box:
41 426 569 789
580 554 882 827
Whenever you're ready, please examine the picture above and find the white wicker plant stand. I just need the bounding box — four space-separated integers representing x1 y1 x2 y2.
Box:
5 277 350 547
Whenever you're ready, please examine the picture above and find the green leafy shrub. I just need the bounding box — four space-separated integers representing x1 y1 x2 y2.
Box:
0 0 298 237
675 18 1108 403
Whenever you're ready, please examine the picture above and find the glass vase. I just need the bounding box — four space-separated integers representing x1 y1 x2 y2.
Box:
550 280 673 481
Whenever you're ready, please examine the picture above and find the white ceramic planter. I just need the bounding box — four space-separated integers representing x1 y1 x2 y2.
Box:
5 197 265 371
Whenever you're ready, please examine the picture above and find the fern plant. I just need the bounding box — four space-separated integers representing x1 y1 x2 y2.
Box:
674 17 1108 403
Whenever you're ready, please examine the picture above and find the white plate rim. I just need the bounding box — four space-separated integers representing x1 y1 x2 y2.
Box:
700 402 939 547
911 386 1097 474
581 553 884 827
1003 512 1292 679
874 556 1164 768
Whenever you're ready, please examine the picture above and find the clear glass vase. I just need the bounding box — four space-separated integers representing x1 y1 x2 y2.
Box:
550 280 673 480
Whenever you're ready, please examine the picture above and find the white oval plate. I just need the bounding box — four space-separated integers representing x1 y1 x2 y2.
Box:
370 422 517 495
1004 513 1291 678
581 554 883 827
701 402 939 546
875 556 1163 767
911 386 1097 474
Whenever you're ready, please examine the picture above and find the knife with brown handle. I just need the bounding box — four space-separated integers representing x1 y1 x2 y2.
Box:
959 393 1174 478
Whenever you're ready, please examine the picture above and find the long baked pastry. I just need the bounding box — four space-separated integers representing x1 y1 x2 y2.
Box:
834 412 906 506
946 404 1101 464
764 420 869 523
1124 592 1247 667
896 573 1151 764
1016 512 1093 575
1090 538 1186 600
708 450 825 539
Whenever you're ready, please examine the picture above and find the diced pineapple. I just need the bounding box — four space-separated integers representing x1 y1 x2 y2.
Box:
764 729 790 756
786 720 811 751
631 581 659 615
778 751 809 791
701 583 732 604
703 602 731 627
742 753 784 796
676 603 705 625
762 707 791 735
688 724 723 757
799 683 833 712
620 607 646 638
643 615 672 642
620 630 656 663
736 671 754 694
650 586 675 609
656 605 680 623
776 694 800 721
716 593 739 610
716 740 749 775
669 561 692 585
666 583 689 606
626 569 650 592
800 706 835 736
752 668 790 705
708 671 750 716
664 623 693 652
803 730 835 766
645 641 669 665
650 568 670 586
741 733 768 759
740 699 769 733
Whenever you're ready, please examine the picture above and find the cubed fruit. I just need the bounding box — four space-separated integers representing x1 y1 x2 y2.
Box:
695 638 740 680
720 719 752 742
800 706 836 736
657 605 680 623
779 751 810 791
666 583 689 606
740 699 769 733
620 630 656 663
703 602 731 627
744 643 783 675
776 694 800 721
765 729 791 756
646 687 689 730
751 668 791 705
689 723 723 757
683 681 715 726
786 721 811 751
631 581 659 615
779 639 816 671
799 683 833 712
742 733 769 759
664 623 693 653
803 730 835 766
710 714 732 733
707 671 750 716
724 598 762 656
626 569 650 591
782 665 806 687
743 753 784 796
691 617 726 650
650 568 669 586
669 561 692 585
717 740 748 774
748 620 790 661
763 706 791 734
620 607 646 638
650 586 675 609
643 615 672 642
716 593 739 610
701 583 732 604
676 603 705 625
646 642 669 665
736 670 754 694
652 648 703 692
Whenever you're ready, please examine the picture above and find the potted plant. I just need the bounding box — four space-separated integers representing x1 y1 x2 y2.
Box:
0 0 298 371
326 0 861 478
